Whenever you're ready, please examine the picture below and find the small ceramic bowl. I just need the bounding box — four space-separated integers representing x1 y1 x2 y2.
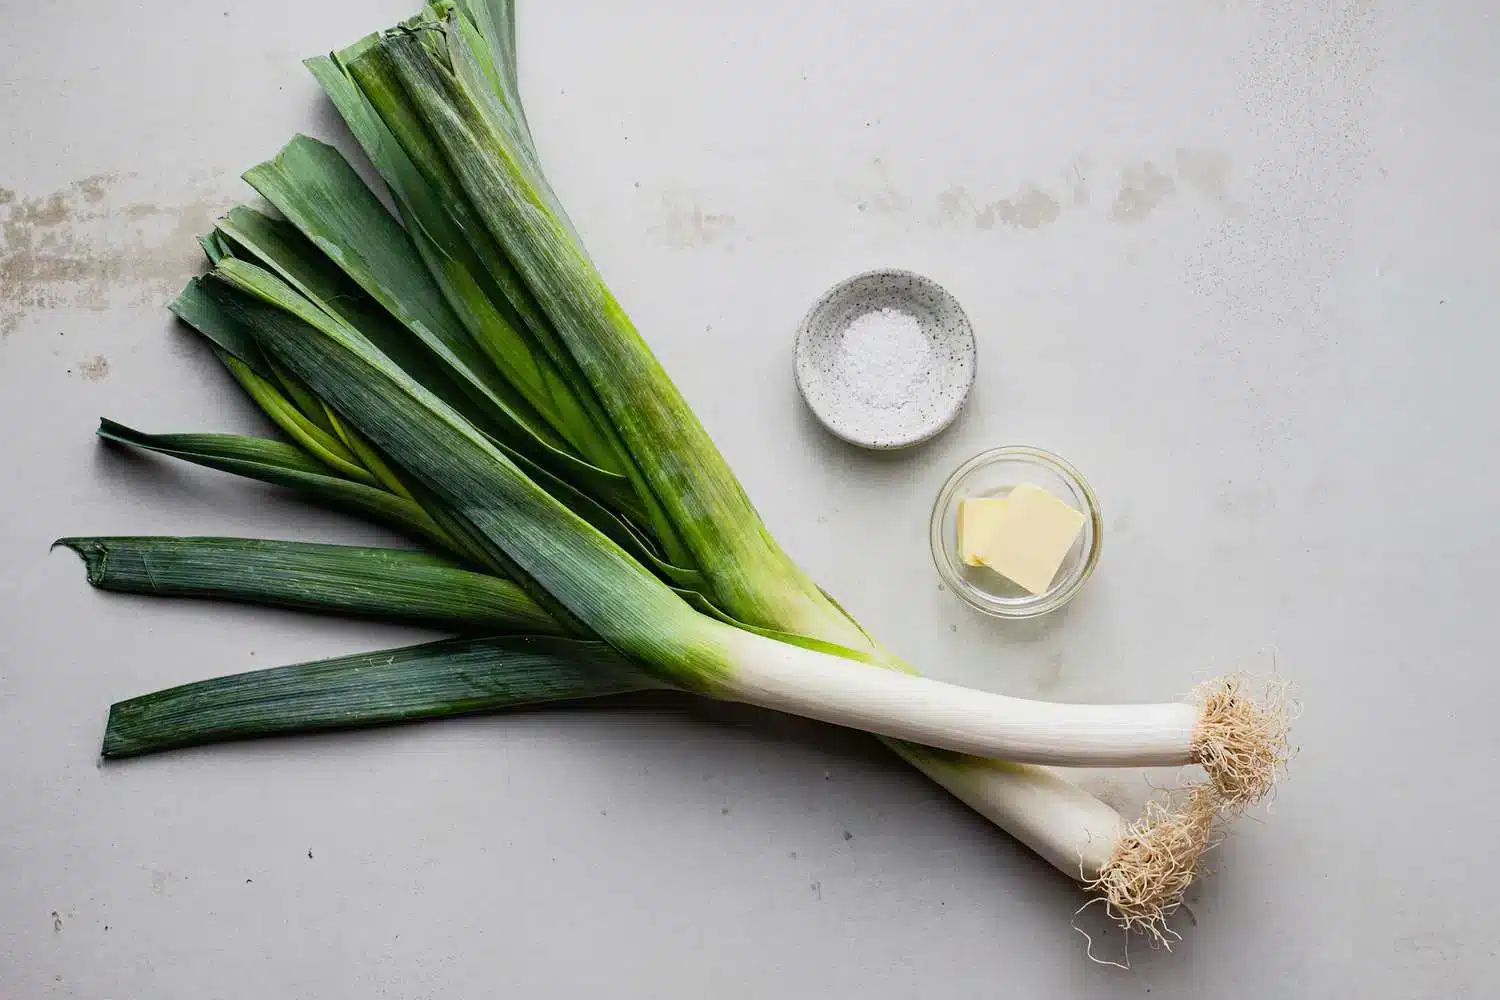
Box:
793 269 976 449
929 446 1103 619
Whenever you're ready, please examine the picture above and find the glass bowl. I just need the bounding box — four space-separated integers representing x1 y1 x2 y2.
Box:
929 446 1102 619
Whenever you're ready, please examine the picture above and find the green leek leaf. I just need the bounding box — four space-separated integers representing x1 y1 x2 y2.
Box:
56 536 561 635
265 356 341 435
355 31 694 567
102 634 660 759
96 419 461 558
481 427 703 591
194 219 642 525
197 231 232 265
168 277 273 379
215 350 376 484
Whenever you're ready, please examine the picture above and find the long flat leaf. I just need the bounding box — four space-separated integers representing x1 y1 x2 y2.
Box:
455 1 537 162
173 270 338 437
321 405 420 502
169 277 273 379
265 356 341 435
482 427 703 591
185 232 611 537
96 419 463 558
56 536 561 635
215 351 376 483
102 635 662 759
198 232 229 265
186 264 568 622
173 273 377 483
327 38 688 561
296 82 609 474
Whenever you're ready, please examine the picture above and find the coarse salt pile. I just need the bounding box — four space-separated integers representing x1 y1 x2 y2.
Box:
836 307 931 409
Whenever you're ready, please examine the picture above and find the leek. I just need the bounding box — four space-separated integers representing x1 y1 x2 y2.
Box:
61 0 1291 939
67 534 1183 932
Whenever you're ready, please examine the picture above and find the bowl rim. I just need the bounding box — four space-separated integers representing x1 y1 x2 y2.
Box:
928 444 1104 618
793 268 977 450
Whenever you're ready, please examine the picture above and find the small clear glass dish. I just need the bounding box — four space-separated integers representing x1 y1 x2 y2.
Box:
929 446 1102 619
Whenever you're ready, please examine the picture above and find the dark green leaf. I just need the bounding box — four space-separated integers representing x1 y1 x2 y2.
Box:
102 634 662 758
96 419 460 557
169 277 273 379
55 536 561 635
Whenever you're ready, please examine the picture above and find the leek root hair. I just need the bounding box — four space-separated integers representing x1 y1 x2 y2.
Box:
1191 674 1294 812
1086 785 1219 945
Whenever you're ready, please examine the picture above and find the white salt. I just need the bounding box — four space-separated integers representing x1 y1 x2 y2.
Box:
836 308 931 409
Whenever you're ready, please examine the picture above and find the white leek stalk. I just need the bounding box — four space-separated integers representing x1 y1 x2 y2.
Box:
912 753 1218 941
682 617 1283 810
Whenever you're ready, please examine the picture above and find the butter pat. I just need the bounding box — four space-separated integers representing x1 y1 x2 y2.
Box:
957 497 1010 566
971 483 1086 594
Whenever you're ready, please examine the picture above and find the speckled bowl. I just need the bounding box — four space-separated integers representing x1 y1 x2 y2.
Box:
793 269 976 449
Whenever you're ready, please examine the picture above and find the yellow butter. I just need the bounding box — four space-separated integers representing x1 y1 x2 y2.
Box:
956 496 1009 566
972 483 1086 594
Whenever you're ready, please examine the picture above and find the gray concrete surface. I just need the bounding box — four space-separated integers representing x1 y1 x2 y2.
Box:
3 0 1497 995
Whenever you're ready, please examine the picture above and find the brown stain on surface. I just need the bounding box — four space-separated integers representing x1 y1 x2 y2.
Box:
74 355 111 380
978 185 1061 231
1174 148 1233 202
936 185 973 224
652 193 736 249
76 174 112 204
1110 161 1177 222
924 150 1231 233
938 183 1061 231
16 193 71 228
1 173 223 337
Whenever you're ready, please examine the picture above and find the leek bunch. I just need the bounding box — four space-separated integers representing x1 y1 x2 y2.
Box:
62 0 1289 939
